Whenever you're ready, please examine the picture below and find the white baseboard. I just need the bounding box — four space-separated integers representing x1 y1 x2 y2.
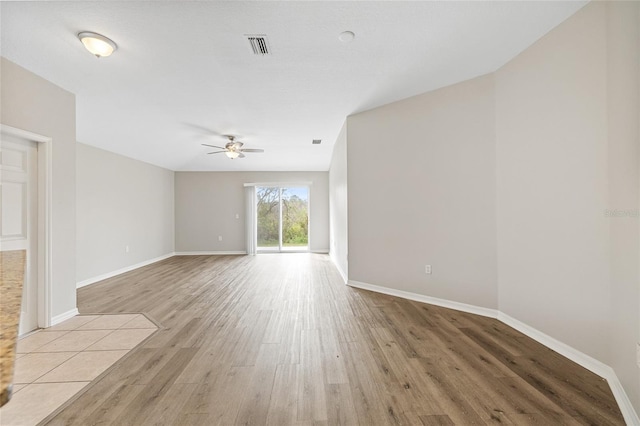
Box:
497 312 608 378
76 252 175 289
175 250 327 256
497 312 640 426
174 251 247 256
51 308 79 326
607 373 640 426
347 280 499 319
346 279 639 424
329 252 348 284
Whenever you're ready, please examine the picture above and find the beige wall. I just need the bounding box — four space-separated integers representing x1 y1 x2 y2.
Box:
495 1 610 362
175 171 329 253
607 0 639 410
496 1 639 408
329 122 348 280
347 74 498 308
1 57 77 319
338 1 639 413
76 143 175 283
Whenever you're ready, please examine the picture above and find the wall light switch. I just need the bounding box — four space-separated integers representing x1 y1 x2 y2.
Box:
218 236 223 242
235 213 240 219
425 265 432 274
125 245 130 253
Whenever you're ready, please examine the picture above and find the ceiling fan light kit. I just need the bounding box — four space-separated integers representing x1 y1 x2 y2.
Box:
202 135 264 160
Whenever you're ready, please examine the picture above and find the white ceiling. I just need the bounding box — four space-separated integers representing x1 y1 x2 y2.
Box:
1 1 587 172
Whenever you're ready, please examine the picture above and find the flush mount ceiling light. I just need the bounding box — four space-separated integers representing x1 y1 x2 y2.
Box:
338 31 355 43
78 31 117 58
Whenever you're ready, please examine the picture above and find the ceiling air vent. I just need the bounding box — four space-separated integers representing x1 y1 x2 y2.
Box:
312 139 322 145
246 35 270 55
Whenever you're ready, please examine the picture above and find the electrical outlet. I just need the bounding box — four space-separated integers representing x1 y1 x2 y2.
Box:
218 235 223 242
425 265 432 275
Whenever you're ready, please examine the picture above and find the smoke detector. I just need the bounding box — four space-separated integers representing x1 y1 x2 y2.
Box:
339 31 355 43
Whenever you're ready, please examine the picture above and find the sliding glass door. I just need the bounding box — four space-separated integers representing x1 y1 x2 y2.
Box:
256 186 309 252
256 187 280 250
281 187 309 250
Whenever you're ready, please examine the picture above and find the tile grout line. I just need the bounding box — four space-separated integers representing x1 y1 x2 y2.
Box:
3 313 161 426
15 315 113 386
16 330 72 354
14 351 82 385
33 313 161 425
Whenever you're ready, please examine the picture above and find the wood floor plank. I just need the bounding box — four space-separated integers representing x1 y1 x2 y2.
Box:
111 347 198 425
198 366 255 425
136 382 198 426
459 326 623 425
419 414 455 426
324 383 359 426
368 327 445 422
266 364 300 425
414 357 487 425
297 329 328 423
234 343 280 425
44 254 624 425
341 339 408 426
318 327 349 385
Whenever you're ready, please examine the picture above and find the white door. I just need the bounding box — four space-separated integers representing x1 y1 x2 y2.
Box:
0 136 38 335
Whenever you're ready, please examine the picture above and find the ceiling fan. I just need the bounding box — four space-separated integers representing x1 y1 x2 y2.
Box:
202 135 264 159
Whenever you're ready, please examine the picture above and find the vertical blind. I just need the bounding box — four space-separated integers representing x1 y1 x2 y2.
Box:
245 186 256 255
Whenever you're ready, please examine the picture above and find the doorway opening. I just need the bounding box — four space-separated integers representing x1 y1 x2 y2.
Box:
1 136 38 335
1 125 52 334
256 186 309 252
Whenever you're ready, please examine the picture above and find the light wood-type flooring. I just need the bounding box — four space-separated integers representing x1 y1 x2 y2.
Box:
44 254 624 425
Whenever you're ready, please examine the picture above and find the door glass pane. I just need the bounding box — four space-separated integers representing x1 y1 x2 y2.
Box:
281 187 309 250
256 187 280 249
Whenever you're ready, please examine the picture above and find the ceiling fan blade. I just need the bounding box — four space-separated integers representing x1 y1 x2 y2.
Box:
240 149 264 153
202 144 226 149
207 150 227 154
237 152 246 158
232 141 244 150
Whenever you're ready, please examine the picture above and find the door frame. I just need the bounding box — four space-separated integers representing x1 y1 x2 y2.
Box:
1 124 53 328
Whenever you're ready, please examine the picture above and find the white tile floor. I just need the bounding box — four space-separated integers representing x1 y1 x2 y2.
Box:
0 314 157 426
